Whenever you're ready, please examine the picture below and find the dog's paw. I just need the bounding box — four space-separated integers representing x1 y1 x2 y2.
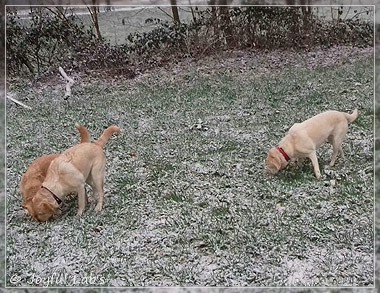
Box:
76 209 84 217
94 203 103 212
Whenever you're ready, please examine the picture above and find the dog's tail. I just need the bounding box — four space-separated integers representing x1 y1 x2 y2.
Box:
95 125 121 148
344 109 358 124
75 123 91 143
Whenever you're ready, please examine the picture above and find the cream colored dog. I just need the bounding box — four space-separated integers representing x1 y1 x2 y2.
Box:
266 109 358 179
23 124 121 222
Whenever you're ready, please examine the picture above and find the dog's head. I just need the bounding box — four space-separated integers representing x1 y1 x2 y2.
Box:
22 187 60 222
265 147 285 175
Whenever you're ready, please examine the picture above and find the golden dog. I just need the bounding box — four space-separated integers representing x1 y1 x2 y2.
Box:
21 124 91 215
266 109 358 179
23 124 120 221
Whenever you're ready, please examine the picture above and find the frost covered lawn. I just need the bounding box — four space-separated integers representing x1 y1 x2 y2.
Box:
6 46 374 287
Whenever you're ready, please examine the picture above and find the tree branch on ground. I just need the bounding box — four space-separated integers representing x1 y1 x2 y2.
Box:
59 66 74 99
7 95 32 109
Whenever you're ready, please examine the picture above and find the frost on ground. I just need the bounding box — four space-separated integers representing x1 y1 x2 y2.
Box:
5 46 374 287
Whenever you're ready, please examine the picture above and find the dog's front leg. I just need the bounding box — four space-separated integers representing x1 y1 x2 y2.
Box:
77 187 87 216
308 151 321 179
94 188 104 212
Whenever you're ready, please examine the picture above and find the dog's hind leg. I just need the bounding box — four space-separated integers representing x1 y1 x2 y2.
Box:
329 135 346 167
328 124 348 166
330 144 344 167
93 179 105 212
88 162 106 212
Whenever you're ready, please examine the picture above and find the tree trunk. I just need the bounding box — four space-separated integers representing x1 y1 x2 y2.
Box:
219 0 232 46
300 0 312 29
209 0 218 36
91 0 102 40
170 0 180 25
106 0 112 11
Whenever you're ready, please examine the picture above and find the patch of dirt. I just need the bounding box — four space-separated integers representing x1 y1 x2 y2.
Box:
137 46 373 82
9 45 373 95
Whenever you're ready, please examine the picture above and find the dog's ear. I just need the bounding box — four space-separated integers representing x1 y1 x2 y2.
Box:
266 150 281 174
272 154 282 172
22 203 39 220
36 202 56 222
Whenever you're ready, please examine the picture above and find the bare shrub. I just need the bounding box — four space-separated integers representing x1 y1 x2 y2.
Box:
6 6 373 80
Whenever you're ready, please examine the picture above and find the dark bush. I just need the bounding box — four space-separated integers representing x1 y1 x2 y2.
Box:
6 8 134 79
7 9 95 77
6 6 373 80
125 6 373 54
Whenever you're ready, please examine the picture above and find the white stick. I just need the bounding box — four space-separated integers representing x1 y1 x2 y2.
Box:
7 96 32 110
59 66 74 99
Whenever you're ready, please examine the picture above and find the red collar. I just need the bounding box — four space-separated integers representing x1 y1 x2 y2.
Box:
276 146 290 161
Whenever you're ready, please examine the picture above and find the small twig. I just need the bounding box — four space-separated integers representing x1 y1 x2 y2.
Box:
188 5 197 23
7 95 32 109
58 66 74 99
343 5 352 21
349 9 372 21
157 7 174 21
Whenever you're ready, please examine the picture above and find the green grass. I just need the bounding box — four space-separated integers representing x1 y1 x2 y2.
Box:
6 48 373 287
